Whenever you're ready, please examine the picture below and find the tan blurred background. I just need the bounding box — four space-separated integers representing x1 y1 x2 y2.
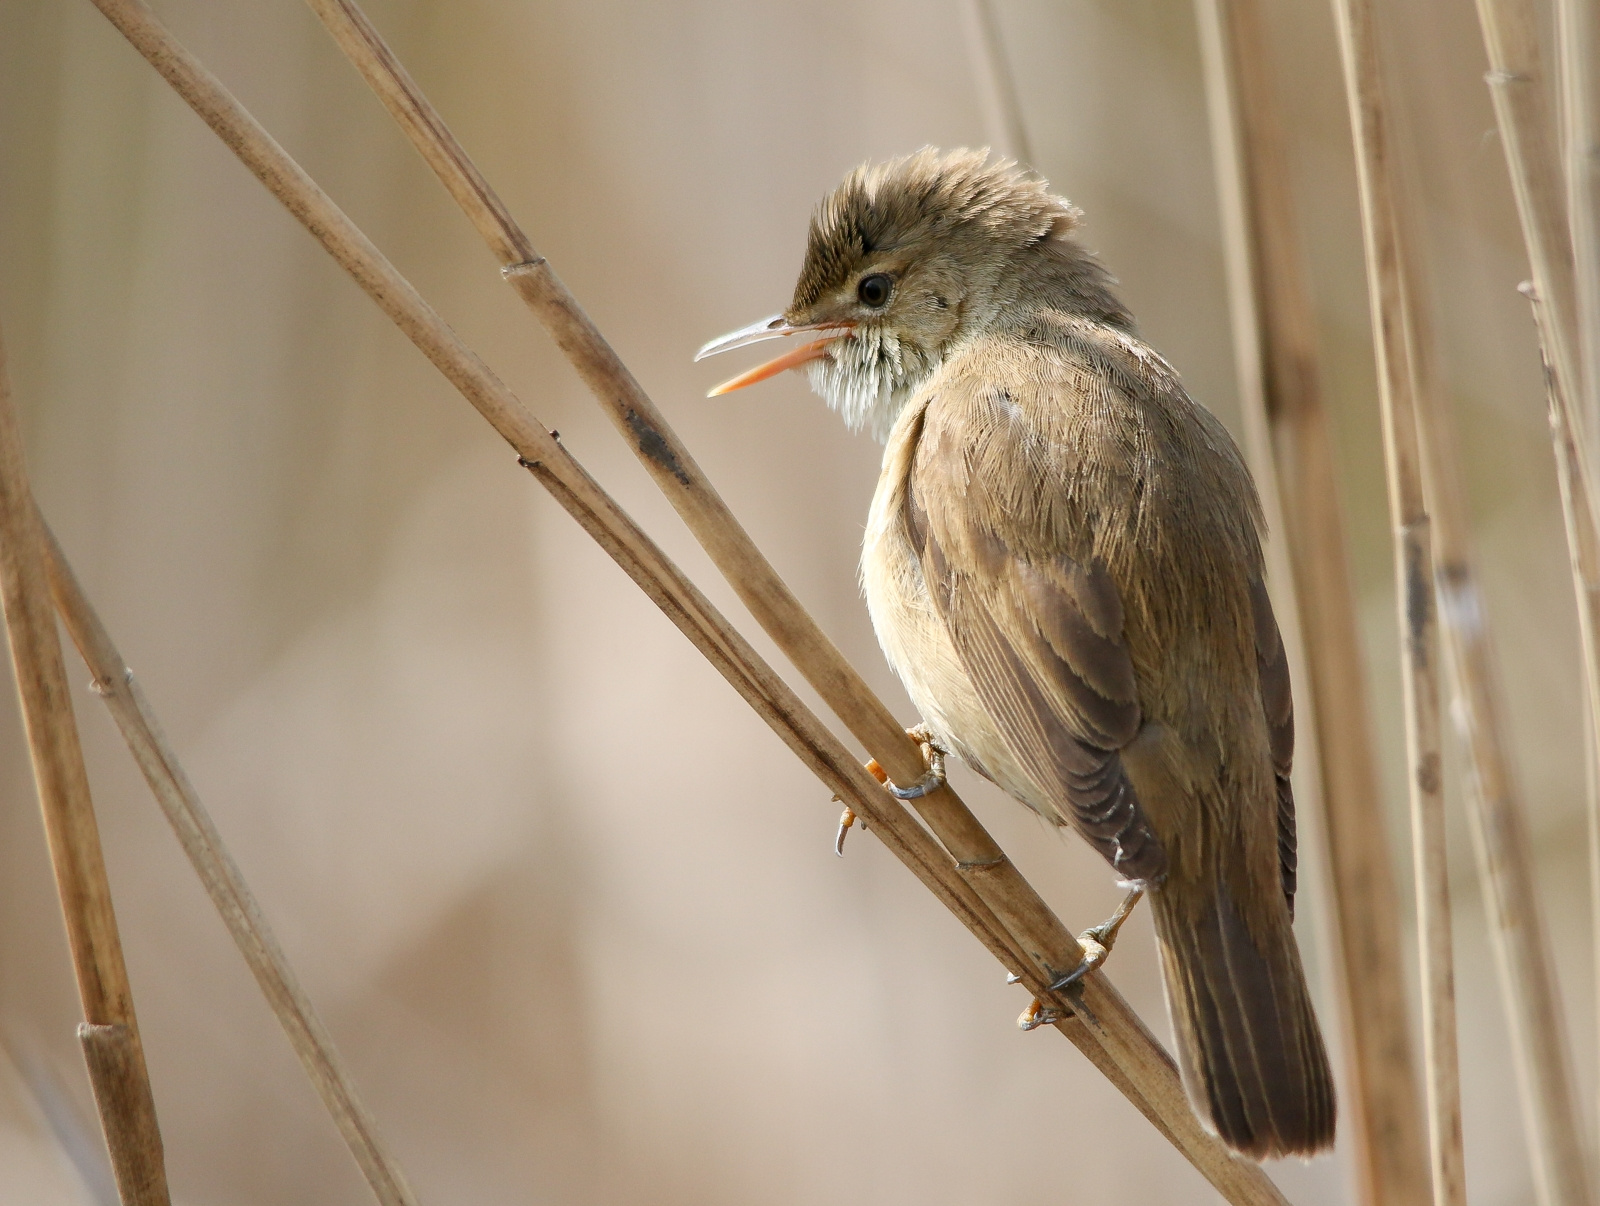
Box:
0 0 1591 1202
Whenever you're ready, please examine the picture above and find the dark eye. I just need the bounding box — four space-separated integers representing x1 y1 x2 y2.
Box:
857 273 892 307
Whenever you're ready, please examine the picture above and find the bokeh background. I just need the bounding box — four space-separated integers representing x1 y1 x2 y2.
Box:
0 0 1591 1202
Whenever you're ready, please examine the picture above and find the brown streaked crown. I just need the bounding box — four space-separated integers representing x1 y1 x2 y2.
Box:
789 148 1081 313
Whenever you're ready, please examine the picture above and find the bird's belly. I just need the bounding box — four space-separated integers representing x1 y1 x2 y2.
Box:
861 494 1061 825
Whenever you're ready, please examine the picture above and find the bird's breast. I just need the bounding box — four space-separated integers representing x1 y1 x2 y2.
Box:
861 402 1061 822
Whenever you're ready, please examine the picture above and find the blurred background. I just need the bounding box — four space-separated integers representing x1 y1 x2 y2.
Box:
0 0 1590 1202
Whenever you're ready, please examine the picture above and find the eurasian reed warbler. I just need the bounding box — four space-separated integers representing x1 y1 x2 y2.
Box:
698 149 1335 1160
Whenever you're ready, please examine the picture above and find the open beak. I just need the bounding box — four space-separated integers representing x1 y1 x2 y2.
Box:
694 314 855 396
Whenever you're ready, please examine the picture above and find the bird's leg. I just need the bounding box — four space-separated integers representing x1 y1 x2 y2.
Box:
1081 884 1145 954
1050 886 1145 991
1017 886 1145 1031
836 728 947 854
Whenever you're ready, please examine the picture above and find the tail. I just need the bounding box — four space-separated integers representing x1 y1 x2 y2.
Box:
1150 881 1336 1159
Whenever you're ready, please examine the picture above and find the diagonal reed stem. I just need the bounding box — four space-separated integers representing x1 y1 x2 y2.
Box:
1194 2 1430 1202
1328 2 1465 1204
80 0 1287 1198
33 516 419 1206
0 322 170 1203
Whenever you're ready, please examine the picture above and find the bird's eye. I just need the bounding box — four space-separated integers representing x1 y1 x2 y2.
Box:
857 273 892 307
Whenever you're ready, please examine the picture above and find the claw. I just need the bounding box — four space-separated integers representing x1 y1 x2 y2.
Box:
834 806 856 856
834 761 891 856
1047 938 1106 994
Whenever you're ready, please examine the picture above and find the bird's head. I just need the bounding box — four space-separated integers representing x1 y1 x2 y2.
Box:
696 148 1123 440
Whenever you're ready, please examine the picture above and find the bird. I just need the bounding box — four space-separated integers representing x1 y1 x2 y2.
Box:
695 148 1335 1160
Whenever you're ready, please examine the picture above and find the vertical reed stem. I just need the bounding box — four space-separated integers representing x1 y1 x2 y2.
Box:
1474 0 1598 523
0 326 170 1203
1328 3 1465 1202
958 0 1033 166
1403 261 1592 1206
1557 0 1600 443
1477 6 1600 1190
1195 2 1430 1201
1556 0 1600 1169
77 1025 167 1206
1537 289 1600 1188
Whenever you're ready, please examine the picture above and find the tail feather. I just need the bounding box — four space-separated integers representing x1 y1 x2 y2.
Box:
1152 883 1336 1159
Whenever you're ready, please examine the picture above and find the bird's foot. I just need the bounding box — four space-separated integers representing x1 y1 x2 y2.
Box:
1017 997 1069 1031
884 726 948 800
1016 887 1147 1027
1051 885 1144 989
836 729 946 855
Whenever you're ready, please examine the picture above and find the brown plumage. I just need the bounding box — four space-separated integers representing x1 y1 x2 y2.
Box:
699 149 1335 1159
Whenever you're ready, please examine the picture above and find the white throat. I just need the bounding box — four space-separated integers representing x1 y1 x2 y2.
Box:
805 328 941 443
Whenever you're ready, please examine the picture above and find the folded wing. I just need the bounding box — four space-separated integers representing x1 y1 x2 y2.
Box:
904 386 1166 884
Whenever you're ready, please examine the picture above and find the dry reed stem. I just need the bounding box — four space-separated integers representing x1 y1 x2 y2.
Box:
0 327 170 1202
1193 2 1430 1201
1478 4 1600 1189
1557 0 1600 442
1 1024 120 1202
958 0 1033 167
1328 3 1465 1204
1386 13 1590 1203
295 0 930 795
81 0 1288 1198
77 1025 168 1206
1402 256 1592 1206
1474 0 1598 520
1533 285 1600 1190
32 519 419 1206
1555 0 1600 1168
1476 15 1600 950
